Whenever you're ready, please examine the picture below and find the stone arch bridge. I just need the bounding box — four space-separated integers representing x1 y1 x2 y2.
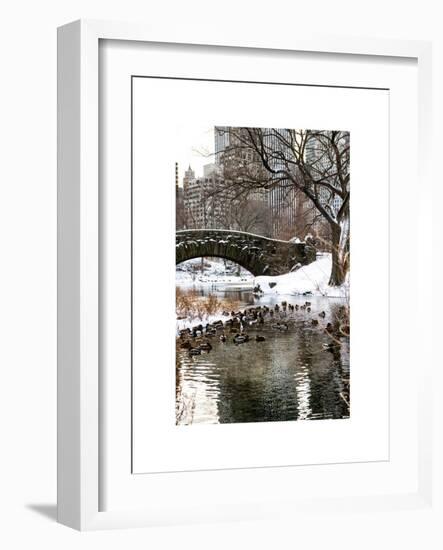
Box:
176 229 316 276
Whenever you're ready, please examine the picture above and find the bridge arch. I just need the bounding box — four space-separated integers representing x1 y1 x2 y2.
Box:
176 229 316 277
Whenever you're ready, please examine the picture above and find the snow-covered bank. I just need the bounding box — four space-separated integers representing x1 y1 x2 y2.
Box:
255 253 349 298
176 257 254 288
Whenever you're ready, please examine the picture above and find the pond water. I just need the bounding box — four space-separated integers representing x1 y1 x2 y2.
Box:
176 283 350 426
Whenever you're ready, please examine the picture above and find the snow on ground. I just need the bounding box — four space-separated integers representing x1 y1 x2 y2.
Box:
176 257 253 285
175 271 195 283
255 253 349 298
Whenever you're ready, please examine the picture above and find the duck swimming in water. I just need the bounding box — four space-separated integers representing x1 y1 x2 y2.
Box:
255 335 266 342
271 322 289 331
233 334 248 344
219 334 226 343
188 347 201 356
199 341 212 351
322 342 341 353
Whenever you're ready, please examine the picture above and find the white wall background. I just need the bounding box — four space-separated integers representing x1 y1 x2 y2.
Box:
0 0 441 547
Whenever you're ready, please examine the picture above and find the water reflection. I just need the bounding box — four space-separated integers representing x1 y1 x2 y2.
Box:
176 285 350 425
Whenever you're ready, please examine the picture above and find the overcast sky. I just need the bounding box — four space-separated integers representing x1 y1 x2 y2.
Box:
175 126 215 185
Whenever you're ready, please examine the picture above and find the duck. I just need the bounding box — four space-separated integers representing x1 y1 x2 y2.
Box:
180 340 192 349
272 322 289 331
311 319 319 326
319 311 326 318
219 334 227 343
233 334 248 344
255 335 266 342
199 341 212 351
188 347 201 356
306 307 311 313
322 342 341 353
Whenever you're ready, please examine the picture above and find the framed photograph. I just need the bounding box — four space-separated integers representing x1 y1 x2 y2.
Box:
57 19 434 530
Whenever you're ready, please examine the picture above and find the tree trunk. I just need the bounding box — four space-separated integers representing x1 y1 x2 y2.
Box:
328 223 347 286
338 214 350 278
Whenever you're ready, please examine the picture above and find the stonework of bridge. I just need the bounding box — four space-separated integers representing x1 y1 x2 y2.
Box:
176 229 316 276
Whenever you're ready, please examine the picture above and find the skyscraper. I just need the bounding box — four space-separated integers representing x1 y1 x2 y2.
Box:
214 126 297 238
182 164 226 229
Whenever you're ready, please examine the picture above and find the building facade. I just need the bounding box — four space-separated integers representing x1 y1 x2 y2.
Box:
181 164 226 230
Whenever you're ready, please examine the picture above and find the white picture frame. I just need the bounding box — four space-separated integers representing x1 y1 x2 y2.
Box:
57 19 434 531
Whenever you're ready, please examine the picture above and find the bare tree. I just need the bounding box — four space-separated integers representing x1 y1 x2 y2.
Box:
209 193 273 236
212 127 350 286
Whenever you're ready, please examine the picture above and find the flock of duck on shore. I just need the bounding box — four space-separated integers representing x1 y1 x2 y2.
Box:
177 300 350 356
